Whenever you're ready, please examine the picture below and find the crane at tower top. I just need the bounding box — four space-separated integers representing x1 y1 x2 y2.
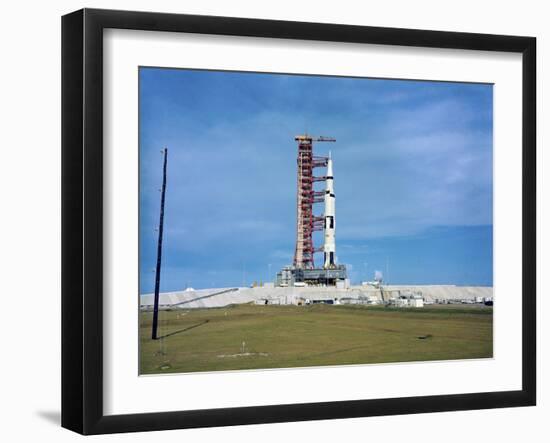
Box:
295 134 336 143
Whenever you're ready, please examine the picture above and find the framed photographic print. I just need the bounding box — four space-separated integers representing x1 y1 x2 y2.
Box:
61 8 536 435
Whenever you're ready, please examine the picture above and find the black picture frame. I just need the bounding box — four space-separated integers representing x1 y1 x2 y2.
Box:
62 8 536 435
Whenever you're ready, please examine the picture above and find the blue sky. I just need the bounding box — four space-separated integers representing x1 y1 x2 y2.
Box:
139 67 493 292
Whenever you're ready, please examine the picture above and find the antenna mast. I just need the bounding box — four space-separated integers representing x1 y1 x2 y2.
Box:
152 148 168 340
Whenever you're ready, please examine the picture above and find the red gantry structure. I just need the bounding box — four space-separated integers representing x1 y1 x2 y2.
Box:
293 135 335 269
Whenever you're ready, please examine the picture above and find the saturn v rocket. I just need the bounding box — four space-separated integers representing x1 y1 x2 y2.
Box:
323 152 336 269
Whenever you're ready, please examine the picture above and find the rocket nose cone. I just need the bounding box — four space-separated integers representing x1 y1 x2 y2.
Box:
327 158 333 176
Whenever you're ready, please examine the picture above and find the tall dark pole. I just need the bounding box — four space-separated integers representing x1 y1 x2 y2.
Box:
152 148 167 340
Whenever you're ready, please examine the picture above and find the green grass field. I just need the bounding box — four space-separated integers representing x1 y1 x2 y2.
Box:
139 303 493 374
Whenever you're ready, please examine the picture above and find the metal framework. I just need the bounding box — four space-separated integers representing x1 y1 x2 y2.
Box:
293 135 335 269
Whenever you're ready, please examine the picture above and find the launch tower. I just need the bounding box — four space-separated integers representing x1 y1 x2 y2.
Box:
277 135 347 287
293 135 333 269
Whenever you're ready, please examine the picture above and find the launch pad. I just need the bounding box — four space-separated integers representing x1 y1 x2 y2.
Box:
277 134 347 287
276 265 348 287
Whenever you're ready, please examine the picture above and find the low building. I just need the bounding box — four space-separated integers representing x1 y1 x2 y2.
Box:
409 298 424 308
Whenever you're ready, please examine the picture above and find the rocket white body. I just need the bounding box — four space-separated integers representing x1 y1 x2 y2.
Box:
324 153 336 268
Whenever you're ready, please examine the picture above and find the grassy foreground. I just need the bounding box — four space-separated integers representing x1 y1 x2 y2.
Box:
139 304 492 374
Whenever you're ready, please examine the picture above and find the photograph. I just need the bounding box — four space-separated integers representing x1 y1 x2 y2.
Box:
138 67 494 375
